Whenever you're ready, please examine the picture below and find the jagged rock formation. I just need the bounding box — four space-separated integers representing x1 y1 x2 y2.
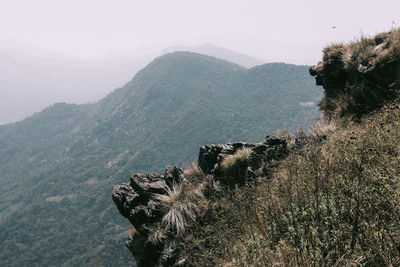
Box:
246 136 288 176
112 166 186 266
198 142 255 175
309 29 400 118
113 135 288 266
198 136 287 182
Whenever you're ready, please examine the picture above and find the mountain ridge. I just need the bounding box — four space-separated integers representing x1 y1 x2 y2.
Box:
161 43 264 68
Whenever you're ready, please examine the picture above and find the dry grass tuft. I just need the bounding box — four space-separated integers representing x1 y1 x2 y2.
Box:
275 129 295 147
310 118 336 138
147 224 166 244
323 28 400 73
221 148 252 170
180 101 400 266
154 182 206 236
323 42 346 62
184 161 207 184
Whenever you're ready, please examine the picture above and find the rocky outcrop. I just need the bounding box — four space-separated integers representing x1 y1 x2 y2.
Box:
246 136 287 177
112 166 185 267
309 30 400 118
113 135 288 266
198 142 255 175
198 135 287 182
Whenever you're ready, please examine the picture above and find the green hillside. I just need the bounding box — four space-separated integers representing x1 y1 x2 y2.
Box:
0 52 321 266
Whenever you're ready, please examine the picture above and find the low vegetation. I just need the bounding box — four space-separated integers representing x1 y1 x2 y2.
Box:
323 28 400 73
315 28 400 119
154 182 207 237
178 100 400 266
220 148 252 183
175 31 400 264
221 148 252 170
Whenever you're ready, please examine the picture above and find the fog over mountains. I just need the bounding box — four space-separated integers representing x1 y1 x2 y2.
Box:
0 40 154 125
0 41 270 125
162 43 264 68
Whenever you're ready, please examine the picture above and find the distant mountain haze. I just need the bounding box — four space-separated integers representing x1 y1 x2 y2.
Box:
1 42 267 125
0 40 154 125
162 43 264 68
0 52 322 266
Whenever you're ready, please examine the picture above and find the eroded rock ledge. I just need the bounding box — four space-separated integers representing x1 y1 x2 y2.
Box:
309 29 400 118
112 166 185 266
112 135 289 266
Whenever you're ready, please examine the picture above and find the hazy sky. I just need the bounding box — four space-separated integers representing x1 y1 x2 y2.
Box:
1 0 400 64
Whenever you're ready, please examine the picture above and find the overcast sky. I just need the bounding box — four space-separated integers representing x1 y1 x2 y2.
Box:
1 0 400 64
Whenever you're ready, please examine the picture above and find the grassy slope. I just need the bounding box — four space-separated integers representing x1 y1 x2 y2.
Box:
180 101 400 266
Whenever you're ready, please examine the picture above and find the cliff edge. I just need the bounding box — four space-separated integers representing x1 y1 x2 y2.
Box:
112 29 400 266
310 28 400 118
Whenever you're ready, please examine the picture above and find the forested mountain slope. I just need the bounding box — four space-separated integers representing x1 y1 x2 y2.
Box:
0 52 321 266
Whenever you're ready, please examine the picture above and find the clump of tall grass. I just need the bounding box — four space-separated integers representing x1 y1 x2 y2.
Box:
147 223 166 245
184 161 207 184
153 181 206 236
275 129 295 147
323 28 400 73
219 148 252 183
322 42 346 62
220 148 252 170
309 118 336 138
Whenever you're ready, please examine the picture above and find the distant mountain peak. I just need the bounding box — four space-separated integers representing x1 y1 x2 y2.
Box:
161 43 264 68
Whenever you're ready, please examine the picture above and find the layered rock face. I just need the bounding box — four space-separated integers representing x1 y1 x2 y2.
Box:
198 136 287 182
112 135 288 266
112 166 186 266
309 29 400 118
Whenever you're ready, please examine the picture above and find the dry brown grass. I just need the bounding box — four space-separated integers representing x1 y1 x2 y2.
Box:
275 129 295 147
147 223 166 244
184 161 207 184
322 42 346 62
309 118 336 138
323 28 400 73
220 148 252 170
180 101 400 266
154 182 206 236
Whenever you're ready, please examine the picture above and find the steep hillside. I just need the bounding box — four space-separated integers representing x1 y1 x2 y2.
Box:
113 31 400 266
0 52 321 266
